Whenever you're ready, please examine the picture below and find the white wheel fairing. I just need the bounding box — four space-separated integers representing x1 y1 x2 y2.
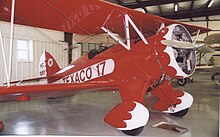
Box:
117 102 149 130
163 92 193 113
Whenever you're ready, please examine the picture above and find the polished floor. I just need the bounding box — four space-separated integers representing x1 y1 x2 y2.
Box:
0 72 219 136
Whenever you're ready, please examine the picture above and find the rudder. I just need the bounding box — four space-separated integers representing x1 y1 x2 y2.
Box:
38 51 61 78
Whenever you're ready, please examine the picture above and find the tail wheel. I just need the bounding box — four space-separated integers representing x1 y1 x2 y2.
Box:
177 78 187 86
170 108 189 117
121 126 144 136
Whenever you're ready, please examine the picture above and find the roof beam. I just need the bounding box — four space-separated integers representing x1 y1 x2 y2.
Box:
189 0 195 11
189 0 195 20
121 0 193 9
160 7 220 19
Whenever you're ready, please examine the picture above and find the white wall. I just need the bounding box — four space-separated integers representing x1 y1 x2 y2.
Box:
0 21 70 85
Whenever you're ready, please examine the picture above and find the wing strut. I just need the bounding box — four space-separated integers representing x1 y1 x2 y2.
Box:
0 27 10 87
102 14 148 50
193 29 200 45
8 0 16 83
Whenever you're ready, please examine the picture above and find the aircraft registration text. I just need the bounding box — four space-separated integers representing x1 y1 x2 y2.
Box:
62 59 115 83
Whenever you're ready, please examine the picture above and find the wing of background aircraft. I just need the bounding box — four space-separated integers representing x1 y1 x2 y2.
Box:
204 33 220 45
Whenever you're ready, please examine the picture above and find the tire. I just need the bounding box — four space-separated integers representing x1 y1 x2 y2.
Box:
88 49 98 59
121 126 144 136
211 75 215 80
170 108 189 117
0 122 4 133
177 78 187 86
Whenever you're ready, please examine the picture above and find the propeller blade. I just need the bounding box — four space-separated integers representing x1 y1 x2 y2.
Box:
161 40 195 49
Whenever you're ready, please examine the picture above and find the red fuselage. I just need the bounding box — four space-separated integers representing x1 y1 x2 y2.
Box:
50 28 174 103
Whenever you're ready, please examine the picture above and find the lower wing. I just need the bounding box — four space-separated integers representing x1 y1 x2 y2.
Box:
0 82 117 102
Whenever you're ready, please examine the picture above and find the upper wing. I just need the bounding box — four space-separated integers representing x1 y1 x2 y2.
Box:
0 82 117 102
0 0 210 40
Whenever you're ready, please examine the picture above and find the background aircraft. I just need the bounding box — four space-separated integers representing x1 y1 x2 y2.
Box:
169 33 220 86
195 33 220 82
0 0 211 135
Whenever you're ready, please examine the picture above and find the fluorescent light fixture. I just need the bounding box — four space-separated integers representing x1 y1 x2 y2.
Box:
175 4 178 12
208 0 214 8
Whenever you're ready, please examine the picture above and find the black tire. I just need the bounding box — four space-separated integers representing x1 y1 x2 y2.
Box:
177 78 187 86
121 126 144 136
211 75 215 80
170 108 189 117
88 49 98 59
0 123 4 133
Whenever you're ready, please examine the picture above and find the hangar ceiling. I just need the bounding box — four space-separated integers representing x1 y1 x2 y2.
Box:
106 0 220 20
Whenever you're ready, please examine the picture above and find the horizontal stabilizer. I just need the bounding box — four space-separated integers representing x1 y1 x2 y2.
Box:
3 76 53 86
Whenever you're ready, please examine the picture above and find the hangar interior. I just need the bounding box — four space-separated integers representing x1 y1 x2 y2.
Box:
0 0 219 136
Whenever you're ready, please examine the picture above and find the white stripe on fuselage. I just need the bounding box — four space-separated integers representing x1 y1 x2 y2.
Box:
56 59 115 84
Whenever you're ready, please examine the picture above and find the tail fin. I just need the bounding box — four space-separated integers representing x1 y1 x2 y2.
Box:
38 51 61 78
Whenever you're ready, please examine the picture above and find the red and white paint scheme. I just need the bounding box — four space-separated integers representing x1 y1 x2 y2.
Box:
61 59 115 83
0 0 211 135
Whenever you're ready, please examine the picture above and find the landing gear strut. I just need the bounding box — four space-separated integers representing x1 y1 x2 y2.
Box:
177 78 187 86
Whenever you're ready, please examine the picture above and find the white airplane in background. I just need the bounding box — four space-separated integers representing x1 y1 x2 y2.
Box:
162 33 220 86
196 33 220 81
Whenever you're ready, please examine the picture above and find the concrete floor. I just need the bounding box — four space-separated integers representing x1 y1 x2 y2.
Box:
0 72 219 136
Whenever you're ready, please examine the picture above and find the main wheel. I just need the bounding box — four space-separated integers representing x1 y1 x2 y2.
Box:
211 75 215 80
121 126 144 136
170 108 189 117
0 121 4 133
177 78 187 86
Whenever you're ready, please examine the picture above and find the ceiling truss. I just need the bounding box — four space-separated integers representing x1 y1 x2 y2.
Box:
110 0 220 20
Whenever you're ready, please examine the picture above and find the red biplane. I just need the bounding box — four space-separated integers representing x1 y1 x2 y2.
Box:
0 0 211 135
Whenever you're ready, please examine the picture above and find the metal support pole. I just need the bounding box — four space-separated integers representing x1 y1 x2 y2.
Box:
0 27 10 87
64 32 73 64
8 0 16 81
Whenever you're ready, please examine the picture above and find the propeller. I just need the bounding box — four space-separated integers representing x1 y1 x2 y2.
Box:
161 31 219 54
161 40 200 49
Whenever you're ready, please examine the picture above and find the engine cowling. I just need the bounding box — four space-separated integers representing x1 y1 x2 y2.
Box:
161 24 196 78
